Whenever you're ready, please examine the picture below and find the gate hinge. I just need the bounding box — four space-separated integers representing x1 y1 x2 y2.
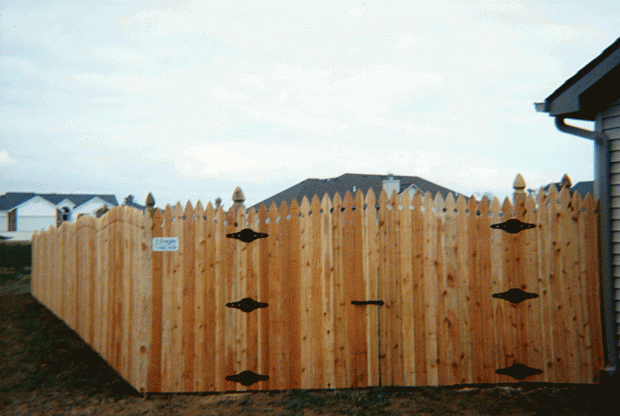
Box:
226 297 268 313
492 288 539 304
226 228 268 243
226 370 268 386
491 219 536 234
496 363 543 380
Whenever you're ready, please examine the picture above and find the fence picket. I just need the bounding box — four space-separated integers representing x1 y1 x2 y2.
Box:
364 188 380 387
536 190 555 382
548 187 569 383
148 208 163 392
182 202 195 391
585 194 604 382
213 205 226 391
287 198 302 389
256 202 269 390
267 202 281 389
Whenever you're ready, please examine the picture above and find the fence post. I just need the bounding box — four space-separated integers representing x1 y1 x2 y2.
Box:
134 192 156 394
513 173 526 202
231 186 246 215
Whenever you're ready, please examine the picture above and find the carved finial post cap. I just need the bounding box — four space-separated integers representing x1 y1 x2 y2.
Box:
146 192 155 209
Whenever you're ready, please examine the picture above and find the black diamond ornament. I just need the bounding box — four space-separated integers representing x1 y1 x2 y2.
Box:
226 228 268 243
226 297 268 313
495 363 543 380
492 288 539 304
490 219 536 234
226 370 269 386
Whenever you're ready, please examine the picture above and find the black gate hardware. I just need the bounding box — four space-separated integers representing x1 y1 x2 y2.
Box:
226 370 269 386
351 300 384 305
226 297 268 313
490 219 536 234
492 288 539 304
495 363 543 380
226 228 268 243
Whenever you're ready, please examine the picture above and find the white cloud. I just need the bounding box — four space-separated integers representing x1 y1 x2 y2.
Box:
0 150 18 166
396 34 420 49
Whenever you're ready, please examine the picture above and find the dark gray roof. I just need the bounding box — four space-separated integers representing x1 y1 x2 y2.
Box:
541 181 594 198
541 37 620 121
0 192 118 211
123 200 147 211
250 173 468 211
0 193 37 211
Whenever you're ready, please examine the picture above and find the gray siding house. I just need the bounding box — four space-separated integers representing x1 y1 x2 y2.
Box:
536 36 620 382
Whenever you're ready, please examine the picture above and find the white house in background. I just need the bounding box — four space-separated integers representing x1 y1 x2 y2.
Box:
0 192 118 241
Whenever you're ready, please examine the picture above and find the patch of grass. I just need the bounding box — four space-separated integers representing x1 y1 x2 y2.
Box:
284 390 326 413
0 242 31 268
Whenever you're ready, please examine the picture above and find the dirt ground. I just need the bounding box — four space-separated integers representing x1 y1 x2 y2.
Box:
1 276 618 416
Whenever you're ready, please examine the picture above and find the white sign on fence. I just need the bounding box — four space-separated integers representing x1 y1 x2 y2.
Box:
152 237 179 252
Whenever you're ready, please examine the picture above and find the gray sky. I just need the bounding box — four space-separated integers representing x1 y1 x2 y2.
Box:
1 1 618 209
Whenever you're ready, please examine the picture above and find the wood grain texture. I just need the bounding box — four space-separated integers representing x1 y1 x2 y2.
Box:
29 185 605 392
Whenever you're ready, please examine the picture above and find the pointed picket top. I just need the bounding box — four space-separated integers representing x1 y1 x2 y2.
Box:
490 194 502 217
355 188 364 207
501 195 513 216
288 197 299 222
365 187 376 207
467 193 478 217
558 186 571 209
571 190 582 213
444 192 456 217
321 192 331 211
204 201 214 223
392 187 401 202
247 205 258 229
410 189 422 211
514 187 527 216
375 188 386 205
153 206 163 226
215 200 225 223
536 188 547 210
479 193 490 218
525 191 537 225
299 195 310 218
311 193 322 211
278 199 288 219
584 192 596 212
343 189 353 213
387 189 398 206
333 191 343 210
172 202 182 219
400 188 412 207
433 191 445 214
343 190 353 211
454 193 467 217
236 202 246 224
525 193 536 211
268 201 279 219
355 187 364 213
258 201 268 221
547 183 558 206
163 204 173 225
184 200 194 219
289 197 299 212
378 188 388 209
422 190 433 213
246 204 256 219
195 200 204 218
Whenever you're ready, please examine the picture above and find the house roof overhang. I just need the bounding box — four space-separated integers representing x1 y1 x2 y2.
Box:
539 37 620 121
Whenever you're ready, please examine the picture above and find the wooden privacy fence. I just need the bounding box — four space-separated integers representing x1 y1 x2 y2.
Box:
31 185 604 393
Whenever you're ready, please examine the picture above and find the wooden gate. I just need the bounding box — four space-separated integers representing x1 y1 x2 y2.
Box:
378 188 604 386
